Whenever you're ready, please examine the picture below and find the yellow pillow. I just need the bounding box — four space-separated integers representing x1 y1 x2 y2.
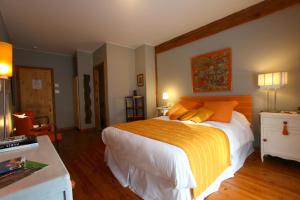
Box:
179 109 199 121
190 108 215 123
168 100 202 120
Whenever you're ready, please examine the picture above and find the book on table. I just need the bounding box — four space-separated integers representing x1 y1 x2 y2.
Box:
0 156 48 189
0 135 38 153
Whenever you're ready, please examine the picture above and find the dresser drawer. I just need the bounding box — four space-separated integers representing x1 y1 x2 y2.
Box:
262 128 300 160
262 117 300 131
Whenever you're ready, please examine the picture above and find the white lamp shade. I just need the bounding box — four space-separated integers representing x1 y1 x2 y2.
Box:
272 72 281 87
281 72 288 85
258 74 265 86
162 92 169 100
258 72 288 89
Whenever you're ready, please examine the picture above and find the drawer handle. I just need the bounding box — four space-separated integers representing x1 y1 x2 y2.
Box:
282 121 289 136
263 138 267 142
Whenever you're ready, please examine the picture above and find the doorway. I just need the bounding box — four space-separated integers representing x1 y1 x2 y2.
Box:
93 63 107 130
16 66 55 123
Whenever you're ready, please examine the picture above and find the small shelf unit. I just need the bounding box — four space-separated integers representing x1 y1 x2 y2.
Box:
125 96 145 122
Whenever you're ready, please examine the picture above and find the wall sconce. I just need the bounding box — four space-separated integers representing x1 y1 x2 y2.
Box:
0 41 13 138
258 72 288 112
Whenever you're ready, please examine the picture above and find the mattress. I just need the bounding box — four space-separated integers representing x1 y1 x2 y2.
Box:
102 111 254 199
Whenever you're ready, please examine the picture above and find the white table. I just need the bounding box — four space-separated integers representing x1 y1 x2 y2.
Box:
260 112 300 162
156 106 171 116
0 136 73 200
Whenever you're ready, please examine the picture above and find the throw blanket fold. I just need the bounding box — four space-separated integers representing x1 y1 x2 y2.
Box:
113 119 230 198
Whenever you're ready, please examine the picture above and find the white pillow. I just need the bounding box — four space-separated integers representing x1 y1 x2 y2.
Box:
231 111 250 128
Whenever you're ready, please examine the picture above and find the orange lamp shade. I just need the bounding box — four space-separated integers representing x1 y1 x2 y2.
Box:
0 41 13 78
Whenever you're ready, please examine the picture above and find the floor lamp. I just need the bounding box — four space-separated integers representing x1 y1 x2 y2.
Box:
0 41 13 139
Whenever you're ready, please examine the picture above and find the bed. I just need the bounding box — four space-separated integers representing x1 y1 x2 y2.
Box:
102 96 254 200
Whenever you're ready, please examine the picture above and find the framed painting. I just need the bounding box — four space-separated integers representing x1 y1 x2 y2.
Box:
137 74 144 87
191 48 231 92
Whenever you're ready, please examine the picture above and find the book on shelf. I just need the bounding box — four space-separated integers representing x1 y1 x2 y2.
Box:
0 156 48 189
0 135 38 153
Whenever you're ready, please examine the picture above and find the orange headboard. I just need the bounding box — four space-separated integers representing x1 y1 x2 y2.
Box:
180 95 252 123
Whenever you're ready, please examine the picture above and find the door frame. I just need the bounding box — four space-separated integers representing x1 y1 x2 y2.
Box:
16 66 56 124
93 62 109 129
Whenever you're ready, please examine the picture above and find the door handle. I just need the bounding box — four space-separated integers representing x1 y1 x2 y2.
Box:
263 138 267 142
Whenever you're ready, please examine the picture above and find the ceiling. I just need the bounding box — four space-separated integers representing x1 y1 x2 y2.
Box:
0 0 262 55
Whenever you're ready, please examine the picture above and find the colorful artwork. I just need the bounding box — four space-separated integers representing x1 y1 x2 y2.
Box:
191 48 231 92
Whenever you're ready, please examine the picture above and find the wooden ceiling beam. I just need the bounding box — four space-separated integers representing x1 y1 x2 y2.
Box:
155 0 300 54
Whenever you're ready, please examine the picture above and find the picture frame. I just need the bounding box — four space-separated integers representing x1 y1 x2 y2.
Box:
137 74 144 87
191 48 231 93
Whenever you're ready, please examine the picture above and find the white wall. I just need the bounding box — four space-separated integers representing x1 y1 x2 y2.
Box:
106 43 136 125
76 50 95 129
157 5 300 147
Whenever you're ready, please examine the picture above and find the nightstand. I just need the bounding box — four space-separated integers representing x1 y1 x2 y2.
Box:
260 112 300 162
156 107 170 117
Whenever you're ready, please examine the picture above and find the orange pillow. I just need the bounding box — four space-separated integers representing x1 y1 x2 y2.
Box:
203 101 238 123
168 100 202 120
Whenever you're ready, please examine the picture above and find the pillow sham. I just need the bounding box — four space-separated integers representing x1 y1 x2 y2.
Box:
168 100 202 120
189 108 215 123
203 101 239 123
179 109 199 121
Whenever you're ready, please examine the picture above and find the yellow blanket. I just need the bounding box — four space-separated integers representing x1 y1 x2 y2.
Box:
113 119 231 198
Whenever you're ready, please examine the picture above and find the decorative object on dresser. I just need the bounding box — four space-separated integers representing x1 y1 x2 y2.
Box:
191 48 231 93
260 112 300 162
258 72 288 112
137 74 144 87
0 41 13 139
125 96 145 122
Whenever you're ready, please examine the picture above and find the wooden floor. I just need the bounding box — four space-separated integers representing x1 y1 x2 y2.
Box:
60 130 300 200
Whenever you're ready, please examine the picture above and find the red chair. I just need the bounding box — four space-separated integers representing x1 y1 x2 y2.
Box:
13 112 62 150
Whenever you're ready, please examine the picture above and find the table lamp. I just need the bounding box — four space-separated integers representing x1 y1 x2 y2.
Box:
258 72 287 112
0 41 13 138
162 92 169 107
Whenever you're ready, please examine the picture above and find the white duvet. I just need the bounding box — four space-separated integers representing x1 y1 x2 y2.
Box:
102 111 254 191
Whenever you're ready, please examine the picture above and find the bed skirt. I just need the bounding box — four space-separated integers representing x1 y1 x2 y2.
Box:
104 142 254 200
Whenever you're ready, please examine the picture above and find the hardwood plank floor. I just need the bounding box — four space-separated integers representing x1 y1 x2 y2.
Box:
59 130 300 200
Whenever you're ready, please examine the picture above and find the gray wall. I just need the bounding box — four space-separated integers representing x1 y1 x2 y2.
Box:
144 45 156 119
13 48 75 129
135 46 146 98
0 12 9 41
157 5 300 147
76 50 95 129
106 43 136 125
135 45 156 118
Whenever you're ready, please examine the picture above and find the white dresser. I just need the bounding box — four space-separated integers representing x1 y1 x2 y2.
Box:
0 136 73 200
260 112 300 162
